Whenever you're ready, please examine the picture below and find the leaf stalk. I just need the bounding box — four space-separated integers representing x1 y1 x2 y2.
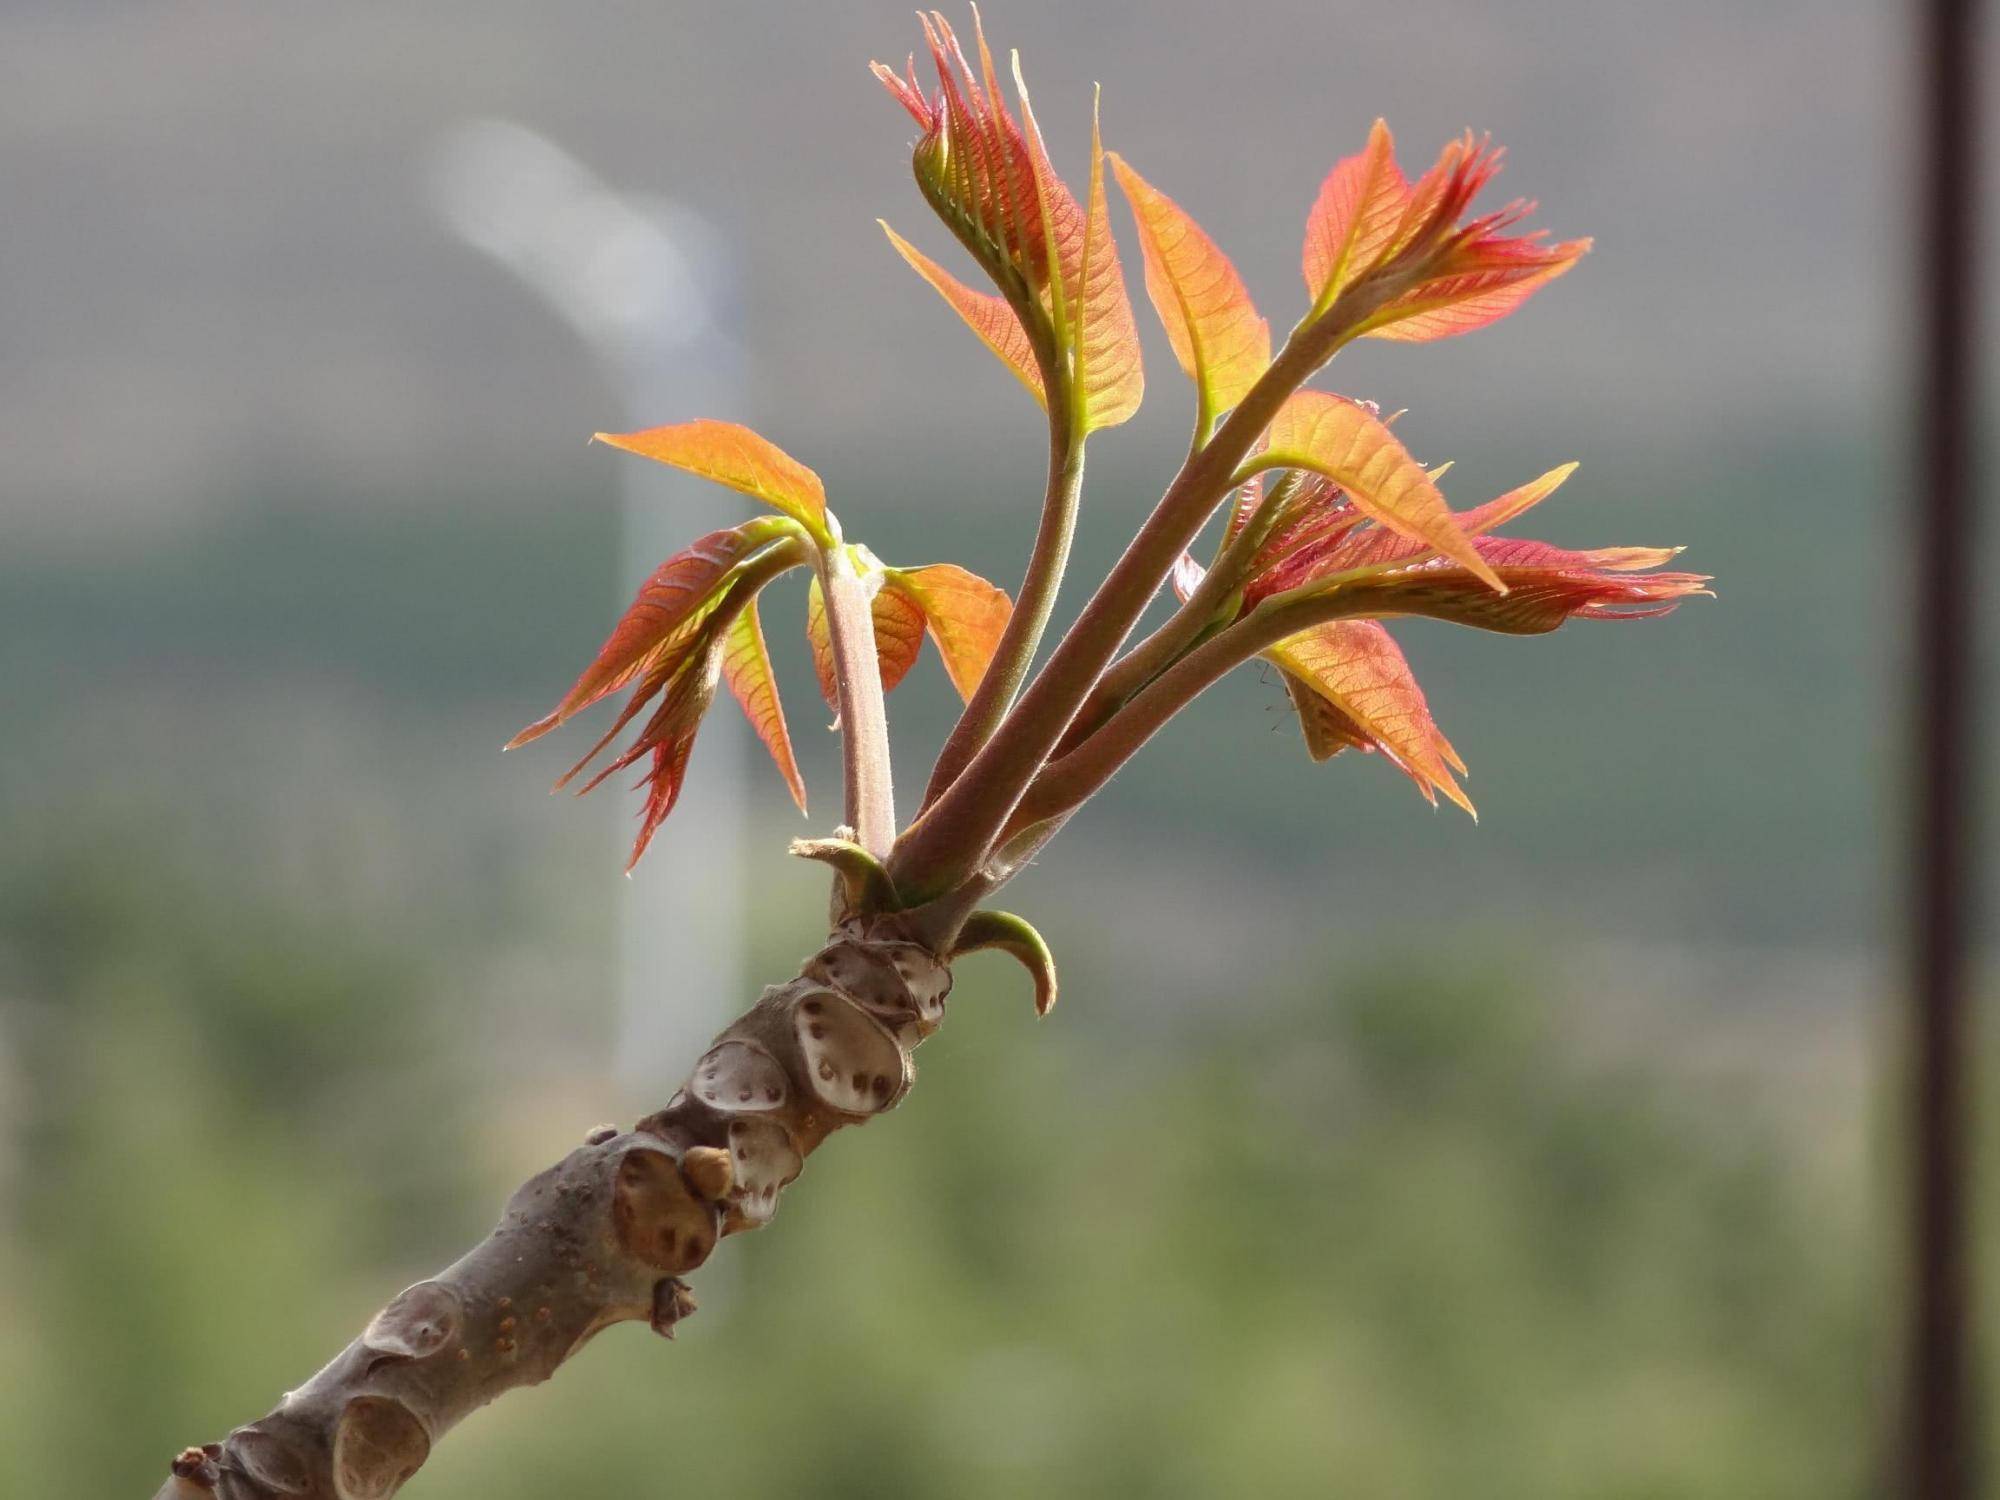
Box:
816 542 898 856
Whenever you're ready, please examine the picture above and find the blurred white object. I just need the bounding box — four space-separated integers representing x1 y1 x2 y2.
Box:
427 119 749 1098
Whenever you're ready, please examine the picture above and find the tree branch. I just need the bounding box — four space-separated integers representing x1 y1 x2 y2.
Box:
151 925 958 1500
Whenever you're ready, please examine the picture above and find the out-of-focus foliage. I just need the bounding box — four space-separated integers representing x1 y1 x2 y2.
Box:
0 789 1893 1499
0 415 1953 1500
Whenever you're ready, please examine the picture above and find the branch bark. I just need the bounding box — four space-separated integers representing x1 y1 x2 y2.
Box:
151 924 955 1500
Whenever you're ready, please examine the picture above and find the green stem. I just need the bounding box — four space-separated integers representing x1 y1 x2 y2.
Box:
923 417 1086 809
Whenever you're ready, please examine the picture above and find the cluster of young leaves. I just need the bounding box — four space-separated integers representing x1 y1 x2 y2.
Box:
1172 456 1702 813
875 13 1698 825
873 10 1142 439
506 420 1014 869
515 7 1704 891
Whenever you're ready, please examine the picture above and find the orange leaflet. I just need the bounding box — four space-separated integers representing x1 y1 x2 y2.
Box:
1249 392 1503 591
1007 54 1086 320
721 598 807 815
1109 152 1269 421
806 569 926 708
1301 119 1409 311
1011 61 1142 433
1300 123 1588 342
881 221 1046 405
871 588 928 695
887 563 1014 701
961 8 1047 276
594 420 828 536
1363 244 1590 342
1269 620 1473 816
1068 95 1144 431
1371 132 1588 342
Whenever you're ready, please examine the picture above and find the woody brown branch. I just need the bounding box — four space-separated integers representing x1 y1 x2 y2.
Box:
150 925 954 1500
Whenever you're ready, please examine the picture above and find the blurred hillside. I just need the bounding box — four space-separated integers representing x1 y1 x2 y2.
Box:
0 785 1909 1498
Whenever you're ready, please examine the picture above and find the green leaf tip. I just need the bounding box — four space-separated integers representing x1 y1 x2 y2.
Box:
950 909 1058 1015
789 837 901 916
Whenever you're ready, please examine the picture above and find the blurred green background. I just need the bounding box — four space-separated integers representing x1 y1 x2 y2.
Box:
2 2 1995 1496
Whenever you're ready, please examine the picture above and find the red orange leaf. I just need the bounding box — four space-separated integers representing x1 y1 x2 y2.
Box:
964 9 1045 269
805 575 834 705
872 52 930 128
550 628 725 871
1321 538 1708 634
1179 550 1474 812
1302 119 1410 312
1009 55 1084 325
721 597 807 815
508 520 787 749
1283 670 1371 761
886 15 1142 434
1069 95 1144 431
944 15 1047 275
1261 463 1580 591
872 586 928 694
1243 475 1369 596
806 565 926 709
622 657 720 872
1012 62 1142 434
1267 620 1473 814
887 563 1015 701
594 420 828 537
1388 132 1493 263
549 625 702 795
1109 152 1269 422
1299 124 1588 342
1362 244 1590 342
881 220 1046 405
1222 474 1266 548
1248 392 1503 591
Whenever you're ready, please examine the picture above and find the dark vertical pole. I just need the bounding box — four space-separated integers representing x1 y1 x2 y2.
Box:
1907 0 1981 1494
